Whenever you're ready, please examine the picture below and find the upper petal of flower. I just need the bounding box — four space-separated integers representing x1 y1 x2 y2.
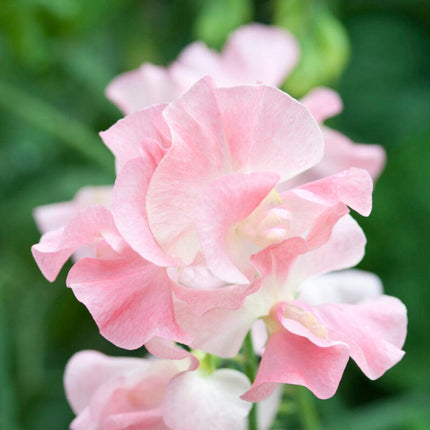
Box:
99 104 171 172
146 77 323 263
106 64 176 115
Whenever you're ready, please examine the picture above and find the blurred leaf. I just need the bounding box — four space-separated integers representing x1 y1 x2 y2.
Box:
275 0 350 96
0 80 113 171
194 0 252 49
325 390 430 430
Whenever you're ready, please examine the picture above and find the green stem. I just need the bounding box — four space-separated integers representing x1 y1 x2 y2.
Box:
296 386 321 430
243 332 258 430
0 80 113 171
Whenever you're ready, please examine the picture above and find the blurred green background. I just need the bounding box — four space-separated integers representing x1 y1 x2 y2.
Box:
1 0 429 429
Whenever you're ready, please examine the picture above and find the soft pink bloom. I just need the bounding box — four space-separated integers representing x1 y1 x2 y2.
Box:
106 23 299 114
242 217 407 400
64 350 253 430
106 77 373 285
31 206 189 349
170 215 406 399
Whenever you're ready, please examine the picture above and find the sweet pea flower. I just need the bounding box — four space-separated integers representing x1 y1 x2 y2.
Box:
33 77 375 354
31 205 189 350
64 349 254 430
106 22 384 184
106 77 372 279
106 23 299 115
171 215 407 400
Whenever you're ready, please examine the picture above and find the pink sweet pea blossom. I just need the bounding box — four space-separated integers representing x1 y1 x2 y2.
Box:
106 23 299 115
33 77 376 352
64 349 256 430
172 215 407 400
106 77 371 273
32 205 189 349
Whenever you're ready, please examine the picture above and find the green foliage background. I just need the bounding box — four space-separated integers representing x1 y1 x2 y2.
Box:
0 1 429 429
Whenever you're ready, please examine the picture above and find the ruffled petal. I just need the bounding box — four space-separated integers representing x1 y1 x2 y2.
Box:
99 104 170 172
162 369 252 430
313 296 407 379
67 256 190 349
106 64 176 115
242 329 349 401
112 158 180 266
31 206 121 282
221 23 299 86
300 87 343 123
298 269 383 305
147 78 323 262
196 172 279 284
64 350 147 414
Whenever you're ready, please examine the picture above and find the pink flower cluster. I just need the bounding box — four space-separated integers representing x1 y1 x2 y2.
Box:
32 24 406 429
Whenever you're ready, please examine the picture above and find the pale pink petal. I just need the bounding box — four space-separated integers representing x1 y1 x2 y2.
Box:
34 201 79 234
106 64 176 115
300 87 343 123
99 104 170 172
313 296 407 379
64 350 147 414
70 409 96 430
242 329 349 401
172 280 260 317
112 158 180 267
251 237 309 283
287 215 367 288
221 23 299 86
276 167 373 249
170 42 225 89
298 269 383 305
285 167 373 217
147 78 323 262
67 256 190 349
215 84 323 179
251 319 269 356
283 128 386 189
83 360 181 430
65 351 187 430
321 127 386 181
256 384 283 430
174 299 257 358
145 338 199 371
251 215 366 301
236 383 282 430
162 369 252 430
106 411 169 430
196 172 279 284
31 206 121 282
147 77 230 263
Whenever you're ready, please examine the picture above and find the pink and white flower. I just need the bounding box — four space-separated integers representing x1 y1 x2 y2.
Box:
33 77 376 353
32 205 190 350
64 349 254 430
172 215 407 399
